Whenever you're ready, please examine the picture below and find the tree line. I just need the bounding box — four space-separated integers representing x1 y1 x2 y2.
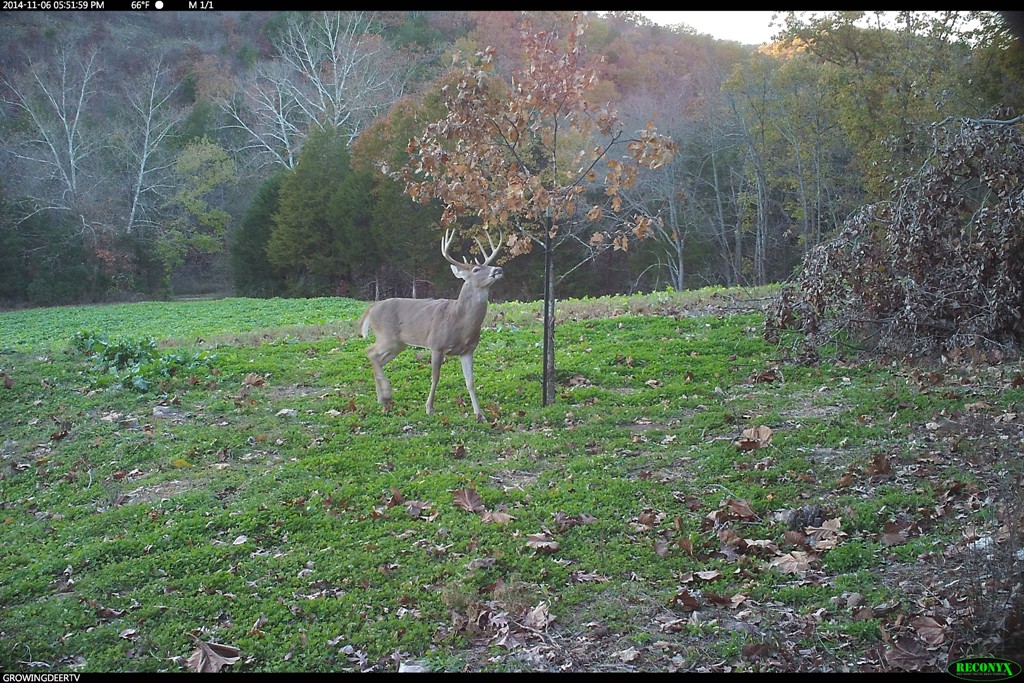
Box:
1 10 1021 308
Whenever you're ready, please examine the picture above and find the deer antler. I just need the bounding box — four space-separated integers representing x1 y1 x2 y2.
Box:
441 229 470 269
473 230 503 266
442 229 503 268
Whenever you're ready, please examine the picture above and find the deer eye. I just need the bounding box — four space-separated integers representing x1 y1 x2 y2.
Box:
472 266 481 273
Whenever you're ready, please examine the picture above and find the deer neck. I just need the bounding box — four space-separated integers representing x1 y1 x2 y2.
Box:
454 282 490 325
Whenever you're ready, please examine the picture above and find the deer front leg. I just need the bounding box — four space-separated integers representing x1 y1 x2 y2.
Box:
426 349 445 415
460 353 484 421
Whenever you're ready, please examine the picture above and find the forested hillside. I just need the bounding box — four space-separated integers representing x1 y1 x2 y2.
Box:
1 10 1021 307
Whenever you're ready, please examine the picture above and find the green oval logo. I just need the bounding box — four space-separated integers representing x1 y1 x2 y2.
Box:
947 657 1022 682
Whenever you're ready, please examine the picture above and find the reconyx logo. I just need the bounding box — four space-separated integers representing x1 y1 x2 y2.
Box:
947 657 1022 681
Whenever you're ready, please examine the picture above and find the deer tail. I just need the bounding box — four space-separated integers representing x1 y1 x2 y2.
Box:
359 306 373 339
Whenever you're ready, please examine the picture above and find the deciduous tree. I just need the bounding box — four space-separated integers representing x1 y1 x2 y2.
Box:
222 11 417 172
162 137 235 275
0 42 104 227
397 13 675 405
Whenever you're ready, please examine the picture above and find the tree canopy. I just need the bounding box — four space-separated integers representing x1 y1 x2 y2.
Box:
0 10 1021 318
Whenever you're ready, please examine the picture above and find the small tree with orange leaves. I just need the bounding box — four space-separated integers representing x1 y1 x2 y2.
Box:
395 13 675 406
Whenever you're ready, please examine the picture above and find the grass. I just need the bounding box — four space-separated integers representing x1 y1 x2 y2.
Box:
1 286 1021 672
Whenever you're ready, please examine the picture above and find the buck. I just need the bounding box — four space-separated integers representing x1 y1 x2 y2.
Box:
359 229 504 420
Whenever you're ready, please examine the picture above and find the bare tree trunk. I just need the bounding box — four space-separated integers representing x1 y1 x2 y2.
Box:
733 200 744 285
541 214 556 406
124 59 181 238
672 223 685 290
709 149 741 286
755 169 768 285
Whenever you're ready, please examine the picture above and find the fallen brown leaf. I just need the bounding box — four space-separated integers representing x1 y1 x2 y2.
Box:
725 498 757 520
481 510 514 525
50 416 71 441
767 551 814 574
248 615 268 637
751 368 780 383
705 592 734 607
806 518 847 551
912 615 947 646
524 601 555 630
742 642 772 662
783 530 808 548
867 452 892 477
405 500 434 519
880 520 910 546
185 639 240 673
669 588 702 611
735 425 773 451
880 633 931 671
452 488 485 513
853 607 875 621
526 533 559 554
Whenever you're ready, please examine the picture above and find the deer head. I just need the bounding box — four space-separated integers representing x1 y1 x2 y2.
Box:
359 230 503 419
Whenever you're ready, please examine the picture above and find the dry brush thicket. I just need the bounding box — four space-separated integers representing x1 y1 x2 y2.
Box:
766 113 1024 361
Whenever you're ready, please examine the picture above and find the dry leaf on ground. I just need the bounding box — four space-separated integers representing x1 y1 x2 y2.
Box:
186 639 240 673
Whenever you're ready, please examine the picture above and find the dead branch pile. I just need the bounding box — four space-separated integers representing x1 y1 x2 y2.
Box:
766 113 1024 360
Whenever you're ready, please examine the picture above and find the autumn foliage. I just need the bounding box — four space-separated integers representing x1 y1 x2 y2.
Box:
396 13 676 255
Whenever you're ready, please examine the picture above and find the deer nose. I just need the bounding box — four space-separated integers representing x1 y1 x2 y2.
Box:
493 267 503 278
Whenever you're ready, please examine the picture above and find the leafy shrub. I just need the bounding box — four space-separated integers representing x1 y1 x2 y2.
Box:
71 330 216 392
765 113 1024 360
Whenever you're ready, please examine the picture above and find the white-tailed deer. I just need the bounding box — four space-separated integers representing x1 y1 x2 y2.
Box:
359 230 504 420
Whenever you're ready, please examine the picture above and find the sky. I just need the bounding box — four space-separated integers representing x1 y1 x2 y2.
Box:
637 11 781 45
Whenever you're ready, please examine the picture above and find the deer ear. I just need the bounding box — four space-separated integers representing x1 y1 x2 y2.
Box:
451 264 467 280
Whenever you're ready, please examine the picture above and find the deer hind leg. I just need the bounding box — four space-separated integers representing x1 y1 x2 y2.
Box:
460 353 483 420
366 340 404 408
